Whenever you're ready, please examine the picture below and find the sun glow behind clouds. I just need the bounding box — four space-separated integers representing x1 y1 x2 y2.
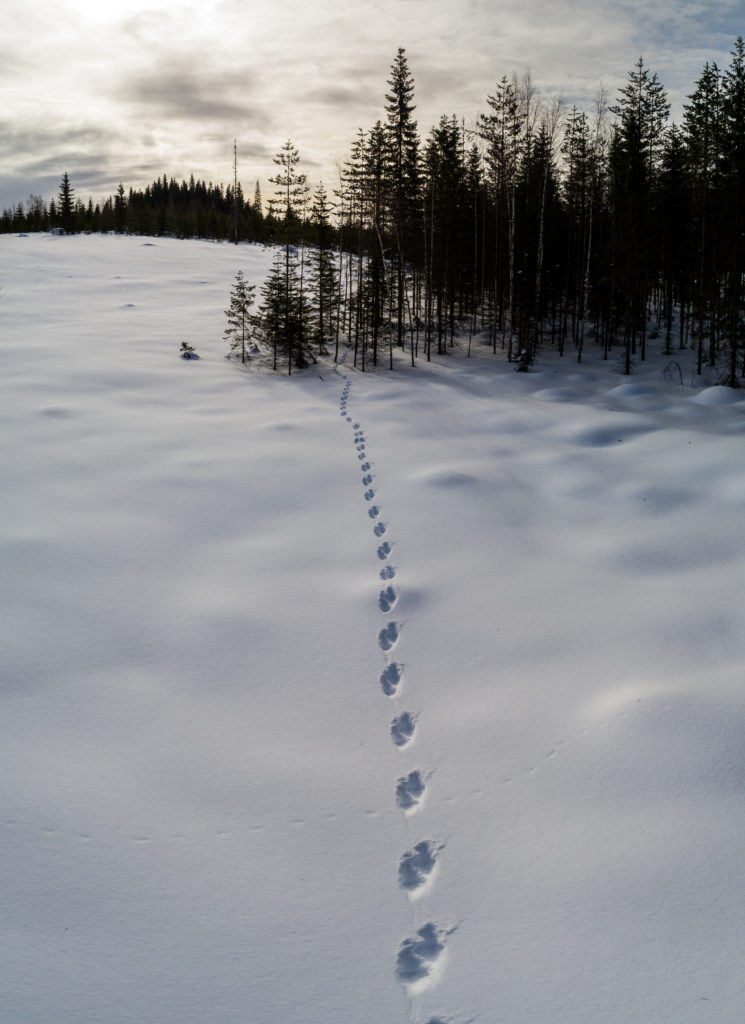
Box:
61 0 204 19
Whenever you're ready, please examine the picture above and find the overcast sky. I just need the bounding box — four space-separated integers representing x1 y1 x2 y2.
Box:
1 0 742 211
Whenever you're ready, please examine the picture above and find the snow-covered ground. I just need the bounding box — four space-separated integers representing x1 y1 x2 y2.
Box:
3 232 745 1024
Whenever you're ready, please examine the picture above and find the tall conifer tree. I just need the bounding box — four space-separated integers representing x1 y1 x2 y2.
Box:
57 172 76 233
609 58 670 370
307 183 338 357
385 48 420 359
721 38 745 383
268 140 311 373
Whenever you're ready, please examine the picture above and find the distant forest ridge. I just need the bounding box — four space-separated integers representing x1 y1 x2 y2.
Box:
2 175 270 242
5 41 745 380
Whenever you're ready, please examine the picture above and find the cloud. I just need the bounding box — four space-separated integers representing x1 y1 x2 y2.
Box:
0 48 34 81
0 122 121 170
113 59 269 127
304 82 380 111
0 120 117 207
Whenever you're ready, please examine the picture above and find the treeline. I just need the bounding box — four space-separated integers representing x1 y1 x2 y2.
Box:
5 41 745 380
2 173 272 242
239 42 745 379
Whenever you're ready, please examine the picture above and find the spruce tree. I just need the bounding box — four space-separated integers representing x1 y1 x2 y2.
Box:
224 269 257 363
609 58 670 371
464 141 484 354
657 126 692 356
57 172 76 233
721 38 745 384
561 108 595 357
307 183 338 357
524 98 564 359
384 48 420 359
344 129 369 368
114 184 127 233
258 249 290 371
268 140 311 373
423 116 466 357
683 61 724 371
479 76 521 357
365 120 391 367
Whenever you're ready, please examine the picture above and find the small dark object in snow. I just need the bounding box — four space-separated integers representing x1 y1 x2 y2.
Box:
180 341 198 359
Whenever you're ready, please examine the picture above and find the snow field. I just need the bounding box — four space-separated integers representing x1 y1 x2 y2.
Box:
3 233 745 1024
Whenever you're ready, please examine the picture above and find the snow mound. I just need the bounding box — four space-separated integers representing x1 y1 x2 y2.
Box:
691 385 744 405
534 386 584 403
561 420 658 447
414 468 481 488
607 382 655 397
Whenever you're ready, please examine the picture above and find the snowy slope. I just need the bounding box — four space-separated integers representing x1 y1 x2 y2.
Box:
2 233 745 1024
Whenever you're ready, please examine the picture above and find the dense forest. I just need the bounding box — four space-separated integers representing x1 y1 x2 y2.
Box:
4 41 745 380
2 173 270 243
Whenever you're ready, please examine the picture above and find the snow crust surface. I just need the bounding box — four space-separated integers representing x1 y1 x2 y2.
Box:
3 233 745 1024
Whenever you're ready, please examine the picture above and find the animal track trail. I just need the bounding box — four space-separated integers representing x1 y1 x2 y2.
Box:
334 367 450 1013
